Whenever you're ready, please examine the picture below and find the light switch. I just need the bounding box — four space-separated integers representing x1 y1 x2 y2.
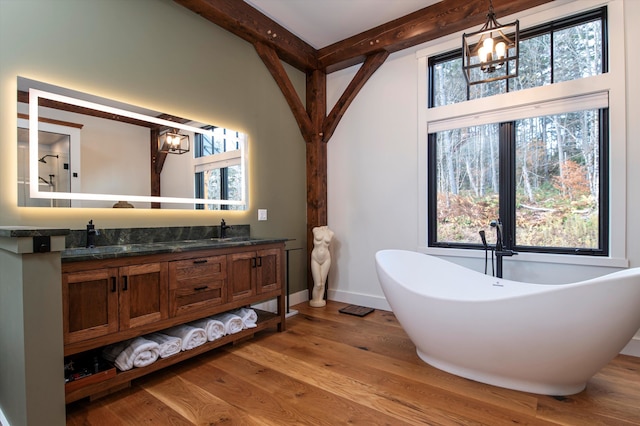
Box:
258 209 268 221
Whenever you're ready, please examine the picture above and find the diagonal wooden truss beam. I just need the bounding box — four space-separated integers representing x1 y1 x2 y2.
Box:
254 42 314 142
322 50 389 142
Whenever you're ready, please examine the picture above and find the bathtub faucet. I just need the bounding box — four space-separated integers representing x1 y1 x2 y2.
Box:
490 219 517 278
490 219 503 251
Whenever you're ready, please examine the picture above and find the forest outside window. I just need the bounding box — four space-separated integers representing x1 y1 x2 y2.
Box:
426 7 609 255
194 127 246 211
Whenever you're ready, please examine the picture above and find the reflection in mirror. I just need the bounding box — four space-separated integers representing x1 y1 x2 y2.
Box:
17 119 75 207
16 77 247 209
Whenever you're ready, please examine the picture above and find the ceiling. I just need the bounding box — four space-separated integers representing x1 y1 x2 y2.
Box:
244 0 442 49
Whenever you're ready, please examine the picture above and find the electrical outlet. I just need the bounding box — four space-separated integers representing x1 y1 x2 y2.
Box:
258 209 268 221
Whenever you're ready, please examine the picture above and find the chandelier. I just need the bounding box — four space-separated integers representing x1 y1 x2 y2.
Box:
462 0 519 85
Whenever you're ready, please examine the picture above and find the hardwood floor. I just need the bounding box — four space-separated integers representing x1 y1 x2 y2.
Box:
66 301 640 425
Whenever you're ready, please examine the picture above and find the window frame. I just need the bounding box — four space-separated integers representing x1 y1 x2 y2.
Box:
428 6 608 106
416 0 627 268
427 110 609 256
192 128 247 210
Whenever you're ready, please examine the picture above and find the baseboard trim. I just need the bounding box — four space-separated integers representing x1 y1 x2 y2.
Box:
621 336 640 357
251 290 309 313
287 289 308 307
327 289 391 311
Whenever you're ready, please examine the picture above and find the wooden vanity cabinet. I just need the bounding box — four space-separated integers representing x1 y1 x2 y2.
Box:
227 251 257 302
62 268 118 345
118 262 169 329
62 262 169 345
227 247 282 302
255 247 282 294
169 255 226 317
62 241 285 403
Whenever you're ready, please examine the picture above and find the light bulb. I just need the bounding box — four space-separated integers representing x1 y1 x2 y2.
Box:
483 37 494 53
478 46 487 63
495 42 506 59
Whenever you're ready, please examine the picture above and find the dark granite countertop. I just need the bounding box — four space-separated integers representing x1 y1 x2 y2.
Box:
0 226 70 238
61 237 288 262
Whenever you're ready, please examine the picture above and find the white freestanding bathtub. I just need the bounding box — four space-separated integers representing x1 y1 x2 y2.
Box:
375 249 640 395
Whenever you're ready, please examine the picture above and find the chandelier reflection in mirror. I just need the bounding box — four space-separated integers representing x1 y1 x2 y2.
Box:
462 0 519 85
159 130 189 154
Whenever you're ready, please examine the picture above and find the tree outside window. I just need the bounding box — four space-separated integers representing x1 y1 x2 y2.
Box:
428 8 607 254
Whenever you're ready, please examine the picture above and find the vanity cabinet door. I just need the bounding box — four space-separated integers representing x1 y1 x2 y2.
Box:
227 251 257 302
256 248 282 294
118 262 169 330
169 255 227 317
62 268 119 345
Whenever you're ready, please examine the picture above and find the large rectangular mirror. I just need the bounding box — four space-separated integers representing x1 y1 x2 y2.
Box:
17 77 247 209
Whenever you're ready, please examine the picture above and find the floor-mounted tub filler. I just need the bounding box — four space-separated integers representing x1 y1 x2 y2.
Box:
375 249 640 395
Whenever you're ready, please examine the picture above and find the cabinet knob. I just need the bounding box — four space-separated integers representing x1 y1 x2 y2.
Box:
193 286 208 291
122 276 128 291
193 259 208 264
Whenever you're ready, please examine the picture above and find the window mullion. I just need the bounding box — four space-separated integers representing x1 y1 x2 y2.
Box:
599 108 609 254
499 122 517 249
427 134 439 246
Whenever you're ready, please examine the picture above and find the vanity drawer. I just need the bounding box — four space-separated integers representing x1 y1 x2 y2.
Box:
169 255 227 317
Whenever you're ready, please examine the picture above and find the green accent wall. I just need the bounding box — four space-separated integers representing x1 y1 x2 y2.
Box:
0 1 308 423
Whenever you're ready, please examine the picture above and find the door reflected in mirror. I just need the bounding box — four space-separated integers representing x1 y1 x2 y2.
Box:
17 77 247 209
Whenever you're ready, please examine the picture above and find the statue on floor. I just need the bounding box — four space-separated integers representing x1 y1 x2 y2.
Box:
310 226 334 307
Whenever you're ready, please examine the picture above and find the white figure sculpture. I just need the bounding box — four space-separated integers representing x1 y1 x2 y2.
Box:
310 225 334 307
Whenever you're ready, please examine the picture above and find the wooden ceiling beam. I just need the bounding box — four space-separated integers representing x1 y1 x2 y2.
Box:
176 0 554 74
173 0 318 72
318 0 554 73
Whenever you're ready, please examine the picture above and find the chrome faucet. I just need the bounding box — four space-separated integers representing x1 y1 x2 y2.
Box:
220 218 232 239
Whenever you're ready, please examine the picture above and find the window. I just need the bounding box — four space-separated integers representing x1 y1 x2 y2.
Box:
430 8 606 106
423 6 615 257
194 127 246 210
429 107 608 254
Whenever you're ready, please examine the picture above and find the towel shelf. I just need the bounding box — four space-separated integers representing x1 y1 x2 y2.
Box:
64 310 280 403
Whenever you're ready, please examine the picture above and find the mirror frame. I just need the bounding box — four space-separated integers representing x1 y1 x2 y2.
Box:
26 87 247 208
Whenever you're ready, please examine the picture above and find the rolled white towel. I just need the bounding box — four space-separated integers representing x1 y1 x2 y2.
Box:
231 308 258 329
163 324 207 351
211 312 244 335
189 318 225 341
145 333 182 358
102 337 160 371
102 340 129 364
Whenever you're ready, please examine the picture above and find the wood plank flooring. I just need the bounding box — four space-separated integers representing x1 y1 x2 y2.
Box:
66 301 640 425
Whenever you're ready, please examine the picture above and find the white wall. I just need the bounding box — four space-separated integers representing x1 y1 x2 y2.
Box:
326 0 640 355
327 50 419 310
